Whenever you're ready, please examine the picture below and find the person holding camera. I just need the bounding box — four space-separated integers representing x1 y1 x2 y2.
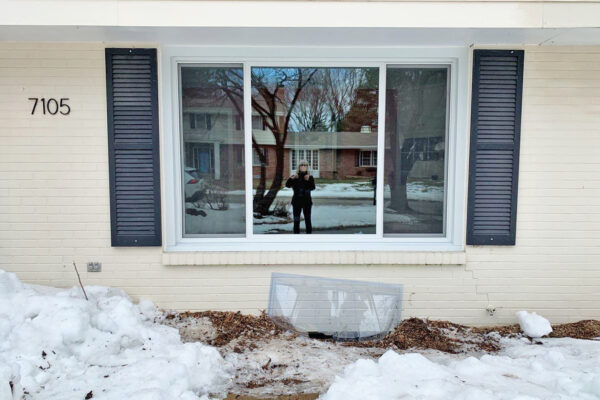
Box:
285 160 316 234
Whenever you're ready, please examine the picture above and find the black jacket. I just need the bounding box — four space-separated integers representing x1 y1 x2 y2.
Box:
285 172 316 206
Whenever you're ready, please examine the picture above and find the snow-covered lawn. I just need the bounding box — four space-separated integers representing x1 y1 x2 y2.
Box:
2 270 600 400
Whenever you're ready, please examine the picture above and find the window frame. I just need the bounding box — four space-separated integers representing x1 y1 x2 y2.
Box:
161 46 468 252
358 150 377 167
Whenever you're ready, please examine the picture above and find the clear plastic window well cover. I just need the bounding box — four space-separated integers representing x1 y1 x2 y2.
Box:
267 273 403 341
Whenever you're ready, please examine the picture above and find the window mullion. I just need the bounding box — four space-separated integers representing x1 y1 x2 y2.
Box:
375 64 386 238
244 63 253 239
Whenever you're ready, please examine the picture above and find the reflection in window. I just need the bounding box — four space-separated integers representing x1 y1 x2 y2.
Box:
359 150 377 167
384 67 448 235
180 65 245 236
291 149 319 172
251 67 379 234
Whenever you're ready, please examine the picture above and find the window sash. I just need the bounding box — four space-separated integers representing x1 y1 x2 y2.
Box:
162 48 466 251
291 149 319 171
359 150 376 167
253 148 267 166
179 62 448 239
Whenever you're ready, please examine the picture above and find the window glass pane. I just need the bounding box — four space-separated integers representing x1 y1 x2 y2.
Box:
384 67 448 235
360 151 370 167
180 65 245 236
251 67 379 234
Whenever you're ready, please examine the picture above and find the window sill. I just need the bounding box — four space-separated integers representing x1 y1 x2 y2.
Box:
162 249 466 266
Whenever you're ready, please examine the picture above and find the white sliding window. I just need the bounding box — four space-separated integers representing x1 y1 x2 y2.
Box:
251 66 378 234
383 66 449 236
163 46 467 251
179 64 246 237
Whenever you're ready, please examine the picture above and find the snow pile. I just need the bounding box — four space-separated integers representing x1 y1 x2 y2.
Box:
516 310 553 338
322 337 600 400
0 270 229 400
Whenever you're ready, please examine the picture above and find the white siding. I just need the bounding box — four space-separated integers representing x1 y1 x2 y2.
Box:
1 43 599 325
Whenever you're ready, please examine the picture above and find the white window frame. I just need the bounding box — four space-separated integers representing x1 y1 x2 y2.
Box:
290 149 319 174
359 150 377 167
161 46 469 252
252 148 267 167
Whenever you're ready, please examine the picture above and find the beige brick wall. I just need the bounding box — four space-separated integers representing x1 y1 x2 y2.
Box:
1 42 599 325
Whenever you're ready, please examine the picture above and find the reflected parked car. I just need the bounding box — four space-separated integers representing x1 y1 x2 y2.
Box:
184 167 205 201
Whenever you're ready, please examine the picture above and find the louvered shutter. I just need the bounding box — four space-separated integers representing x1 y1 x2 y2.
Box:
105 48 161 246
467 50 524 245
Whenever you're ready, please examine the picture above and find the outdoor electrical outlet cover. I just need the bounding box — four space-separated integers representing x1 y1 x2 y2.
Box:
267 273 403 341
87 262 101 272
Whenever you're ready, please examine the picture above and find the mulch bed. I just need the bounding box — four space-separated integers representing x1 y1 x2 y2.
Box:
165 311 600 354
550 320 600 339
347 318 501 353
165 310 293 349
471 319 600 341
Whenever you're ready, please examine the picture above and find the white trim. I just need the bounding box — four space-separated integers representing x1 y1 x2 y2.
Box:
244 63 253 240
160 46 469 252
359 150 378 167
376 65 386 238
162 251 467 266
290 149 320 178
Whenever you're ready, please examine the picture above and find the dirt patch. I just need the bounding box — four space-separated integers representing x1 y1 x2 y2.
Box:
165 312 502 354
471 324 522 337
165 312 600 354
162 312 600 399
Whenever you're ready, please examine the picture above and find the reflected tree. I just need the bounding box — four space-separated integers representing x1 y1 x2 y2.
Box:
250 68 318 214
386 69 447 212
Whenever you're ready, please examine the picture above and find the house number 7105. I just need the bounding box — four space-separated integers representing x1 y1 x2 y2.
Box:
29 98 71 115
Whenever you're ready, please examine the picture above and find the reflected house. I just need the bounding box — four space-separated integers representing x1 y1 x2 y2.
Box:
253 127 379 180
182 87 444 185
181 87 245 184
252 104 446 183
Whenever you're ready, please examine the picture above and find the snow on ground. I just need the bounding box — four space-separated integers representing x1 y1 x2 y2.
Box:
321 337 600 400
166 312 600 400
3 270 600 400
0 270 229 400
187 203 419 234
254 205 378 233
185 181 439 234
164 314 386 397
516 310 553 338
223 336 384 396
230 181 444 202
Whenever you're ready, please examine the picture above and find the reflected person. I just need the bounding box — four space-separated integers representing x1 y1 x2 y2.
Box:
286 160 316 234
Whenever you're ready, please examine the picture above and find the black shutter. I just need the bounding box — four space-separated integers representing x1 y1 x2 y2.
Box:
467 50 524 245
105 48 161 246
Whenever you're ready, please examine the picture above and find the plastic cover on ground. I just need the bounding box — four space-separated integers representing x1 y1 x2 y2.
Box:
267 273 403 341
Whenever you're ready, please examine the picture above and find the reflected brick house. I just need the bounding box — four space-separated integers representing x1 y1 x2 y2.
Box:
252 128 378 180
182 107 443 183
